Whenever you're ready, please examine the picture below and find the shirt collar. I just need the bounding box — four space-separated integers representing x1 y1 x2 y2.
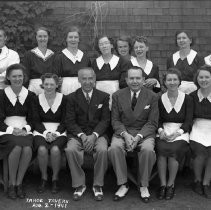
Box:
4 86 28 106
204 55 211 66
197 89 211 103
62 48 84 64
39 92 63 113
0 46 9 61
82 89 93 98
161 90 185 113
173 49 197 65
130 90 141 99
31 47 54 61
96 54 119 71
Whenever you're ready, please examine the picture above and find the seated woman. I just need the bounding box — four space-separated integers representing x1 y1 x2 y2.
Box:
129 36 161 93
167 30 204 94
33 73 67 194
190 65 211 198
0 64 35 199
156 68 193 200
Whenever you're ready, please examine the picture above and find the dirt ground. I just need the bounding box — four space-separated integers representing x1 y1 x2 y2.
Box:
0 166 211 210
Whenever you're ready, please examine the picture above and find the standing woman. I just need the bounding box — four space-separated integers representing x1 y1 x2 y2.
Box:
129 36 161 93
0 64 35 199
53 26 91 95
190 65 211 198
156 68 193 200
167 30 204 94
23 26 55 95
92 35 129 108
0 28 20 89
33 73 67 194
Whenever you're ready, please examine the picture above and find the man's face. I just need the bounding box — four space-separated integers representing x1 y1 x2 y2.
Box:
126 69 144 92
78 69 96 93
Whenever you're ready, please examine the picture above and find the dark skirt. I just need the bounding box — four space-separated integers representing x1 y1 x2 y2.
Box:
190 140 211 158
33 135 67 152
0 134 33 159
156 138 189 162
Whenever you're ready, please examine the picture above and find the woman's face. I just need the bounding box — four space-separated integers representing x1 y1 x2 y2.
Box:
7 69 24 88
66 31 79 48
0 30 7 48
43 78 58 95
134 41 148 58
36 29 49 48
117 40 130 57
197 70 211 89
177 32 192 49
98 37 113 55
164 73 180 91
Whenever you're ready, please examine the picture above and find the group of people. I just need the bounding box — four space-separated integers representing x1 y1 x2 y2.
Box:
0 25 211 203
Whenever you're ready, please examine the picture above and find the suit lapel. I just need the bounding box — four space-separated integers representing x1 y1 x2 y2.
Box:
76 88 89 113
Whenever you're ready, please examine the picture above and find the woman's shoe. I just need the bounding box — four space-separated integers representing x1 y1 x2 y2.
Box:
37 179 47 193
17 184 26 199
7 185 17 199
203 185 211 199
165 185 175 200
51 180 60 194
193 181 203 195
157 186 166 200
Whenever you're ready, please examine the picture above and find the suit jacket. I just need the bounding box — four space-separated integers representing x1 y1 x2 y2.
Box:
111 87 159 139
66 87 110 138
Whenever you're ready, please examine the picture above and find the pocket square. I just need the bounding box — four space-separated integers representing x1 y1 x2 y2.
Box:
144 105 150 109
97 104 103 109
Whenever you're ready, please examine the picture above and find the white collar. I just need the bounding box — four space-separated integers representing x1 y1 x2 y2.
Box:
39 92 63 113
4 86 28 106
82 89 93 98
0 46 9 61
173 49 197 65
204 55 211 66
96 54 119 71
161 90 185 113
62 48 84 64
130 57 153 75
197 89 211 103
130 90 141 99
31 47 54 61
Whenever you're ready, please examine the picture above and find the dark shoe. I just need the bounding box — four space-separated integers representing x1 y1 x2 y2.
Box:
7 185 17 199
73 185 86 201
157 186 166 200
140 187 150 203
93 185 103 201
17 184 26 199
51 180 60 194
113 183 129 201
203 185 211 199
165 185 175 200
193 181 203 195
37 179 47 194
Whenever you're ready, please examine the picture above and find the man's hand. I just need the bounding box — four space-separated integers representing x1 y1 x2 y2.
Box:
144 78 157 88
131 135 142 150
84 134 97 154
80 134 88 147
123 132 135 152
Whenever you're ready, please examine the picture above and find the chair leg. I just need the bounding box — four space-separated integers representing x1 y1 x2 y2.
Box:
3 157 8 193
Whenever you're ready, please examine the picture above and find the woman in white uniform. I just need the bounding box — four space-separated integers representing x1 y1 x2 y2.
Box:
0 28 20 89
190 65 211 198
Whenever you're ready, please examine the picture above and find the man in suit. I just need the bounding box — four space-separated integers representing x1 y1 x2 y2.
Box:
65 67 110 201
108 66 158 203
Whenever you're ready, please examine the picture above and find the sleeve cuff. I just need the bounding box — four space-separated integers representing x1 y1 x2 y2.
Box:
6 126 14 134
77 133 84 138
155 79 160 88
158 128 163 134
55 131 61 136
93 132 99 138
137 134 143 139
23 125 31 132
177 129 184 135
120 131 126 137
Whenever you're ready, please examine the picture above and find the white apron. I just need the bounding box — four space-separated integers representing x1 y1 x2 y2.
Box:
28 79 44 95
190 118 211 147
179 81 197 95
61 77 81 95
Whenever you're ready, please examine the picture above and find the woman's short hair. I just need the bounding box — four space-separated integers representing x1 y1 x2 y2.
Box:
94 35 114 54
4 63 28 85
163 67 182 88
194 65 211 88
40 73 60 91
35 26 50 36
175 30 194 47
132 36 149 47
66 26 81 39
114 35 132 55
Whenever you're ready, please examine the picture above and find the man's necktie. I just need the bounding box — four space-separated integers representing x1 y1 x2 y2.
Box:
86 92 90 104
131 92 137 111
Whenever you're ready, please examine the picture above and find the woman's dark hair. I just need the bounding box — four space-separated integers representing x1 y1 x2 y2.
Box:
194 65 211 88
4 63 28 85
35 26 50 36
175 30 194 47
94 35 114 54
40 73 61 91
163 67 182 88
114 35 132 55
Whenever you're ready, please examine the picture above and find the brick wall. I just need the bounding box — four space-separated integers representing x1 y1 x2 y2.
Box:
40 1 211 73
